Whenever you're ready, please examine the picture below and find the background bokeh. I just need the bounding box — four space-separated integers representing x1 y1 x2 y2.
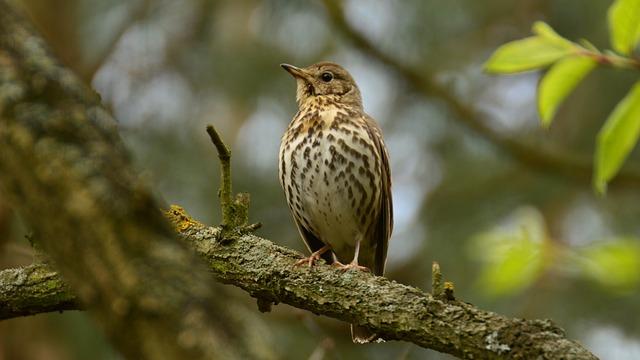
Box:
1 0 639 359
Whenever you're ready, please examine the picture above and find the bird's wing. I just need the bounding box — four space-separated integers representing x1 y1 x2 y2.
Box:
364 114 393 276
293 219 334 264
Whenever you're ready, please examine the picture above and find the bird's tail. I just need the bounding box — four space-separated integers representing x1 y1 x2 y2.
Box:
351 324 378 344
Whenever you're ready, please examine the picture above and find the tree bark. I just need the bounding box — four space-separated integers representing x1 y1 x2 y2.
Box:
0 263 79 319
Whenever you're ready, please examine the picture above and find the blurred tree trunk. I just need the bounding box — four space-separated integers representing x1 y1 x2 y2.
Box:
0 2 259 359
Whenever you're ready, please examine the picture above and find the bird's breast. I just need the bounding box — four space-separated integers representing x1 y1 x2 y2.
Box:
279 105 382 251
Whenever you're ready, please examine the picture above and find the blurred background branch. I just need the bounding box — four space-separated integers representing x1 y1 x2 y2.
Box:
322 0 640 188
80 0 151 81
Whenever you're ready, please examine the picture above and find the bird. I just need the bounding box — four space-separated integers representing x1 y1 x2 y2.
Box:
278 61 393 344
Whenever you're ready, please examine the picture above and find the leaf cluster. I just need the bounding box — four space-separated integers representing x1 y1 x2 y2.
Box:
485 0 640 193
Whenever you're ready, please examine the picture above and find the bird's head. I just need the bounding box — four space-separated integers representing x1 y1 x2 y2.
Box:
281 62 362 109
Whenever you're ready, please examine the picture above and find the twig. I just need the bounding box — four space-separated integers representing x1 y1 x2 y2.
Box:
206 125 234 228
321 0 640 188
432 262 456 301
239 222 262 233
206 125 258 232
431 261 443 297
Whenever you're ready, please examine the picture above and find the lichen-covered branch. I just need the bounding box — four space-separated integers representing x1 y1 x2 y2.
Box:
321 0 640 188
1 206 597 359
174 207 597 360
0 263 79 319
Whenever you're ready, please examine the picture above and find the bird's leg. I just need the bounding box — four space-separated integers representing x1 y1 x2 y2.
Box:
294 244 331 267
332 238 370 272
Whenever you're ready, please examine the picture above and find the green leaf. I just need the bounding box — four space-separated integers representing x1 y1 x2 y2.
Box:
594 81 640 193
532 21 575 48
580 239 640 294
484 36 574 74
538 56 597 128
608 0 640 55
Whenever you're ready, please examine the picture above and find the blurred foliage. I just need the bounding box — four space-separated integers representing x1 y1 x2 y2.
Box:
580 238 640 293
485 0 640 193
1 0 640 359
596 82 640 193
608 0 640 55
469 207 548 297
538 56 596 127
470 206 640 297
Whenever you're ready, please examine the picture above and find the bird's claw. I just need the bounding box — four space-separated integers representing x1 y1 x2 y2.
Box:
293 245 331 269
332 261 370 272
294 253 322 268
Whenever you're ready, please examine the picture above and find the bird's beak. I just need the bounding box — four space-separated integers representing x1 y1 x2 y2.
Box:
281 63 314 83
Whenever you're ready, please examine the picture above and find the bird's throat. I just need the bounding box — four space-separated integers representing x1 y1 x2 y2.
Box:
295 79 316 106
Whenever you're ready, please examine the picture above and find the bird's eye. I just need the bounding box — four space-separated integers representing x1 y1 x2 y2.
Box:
320 72 333 82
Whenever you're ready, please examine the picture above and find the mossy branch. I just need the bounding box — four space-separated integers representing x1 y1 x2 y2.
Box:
1 207 597 360
0 263 79 320
206 125 257 232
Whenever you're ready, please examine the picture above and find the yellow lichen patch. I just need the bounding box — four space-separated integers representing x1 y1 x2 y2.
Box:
444 281 456 301
444 281 455 291
164 205 202 233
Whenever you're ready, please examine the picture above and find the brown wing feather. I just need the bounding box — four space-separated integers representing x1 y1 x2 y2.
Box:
364 115 393 276
292 219 334 264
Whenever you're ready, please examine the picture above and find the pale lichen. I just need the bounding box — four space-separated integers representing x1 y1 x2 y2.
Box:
485 331 511 354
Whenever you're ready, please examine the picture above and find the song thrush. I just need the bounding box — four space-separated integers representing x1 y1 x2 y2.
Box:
279 62 393 344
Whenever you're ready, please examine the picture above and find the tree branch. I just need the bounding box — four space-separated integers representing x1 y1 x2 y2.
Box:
321 0 640 188
0 262 79 319
173 208 597 360
1 207 597 359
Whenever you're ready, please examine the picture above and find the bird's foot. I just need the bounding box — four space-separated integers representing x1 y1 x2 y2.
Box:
332 261 370 272
294 244 331 268
294 253 323 268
